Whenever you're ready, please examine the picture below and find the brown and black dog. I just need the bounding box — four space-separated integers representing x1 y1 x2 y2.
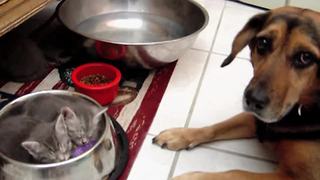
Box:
153 6 320 180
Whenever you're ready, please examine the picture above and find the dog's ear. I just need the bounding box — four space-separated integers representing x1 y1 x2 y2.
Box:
221 12 270 67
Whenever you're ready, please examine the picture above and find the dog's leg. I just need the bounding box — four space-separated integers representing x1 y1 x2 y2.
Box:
172 170 291 180
153 112 256 150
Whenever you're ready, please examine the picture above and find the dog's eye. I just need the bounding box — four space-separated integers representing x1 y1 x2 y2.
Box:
256 37 272 55
293 52 316 68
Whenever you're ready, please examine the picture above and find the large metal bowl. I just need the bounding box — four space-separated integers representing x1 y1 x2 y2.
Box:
0 91 118 180
57 0 209 68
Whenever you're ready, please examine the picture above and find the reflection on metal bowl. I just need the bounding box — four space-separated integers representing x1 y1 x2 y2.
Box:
57 0 209 69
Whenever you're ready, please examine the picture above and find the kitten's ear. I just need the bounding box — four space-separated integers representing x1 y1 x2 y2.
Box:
55 113 72 153
60 106 80 129
55 113 69 143
21 141 43 157
61 107 77 120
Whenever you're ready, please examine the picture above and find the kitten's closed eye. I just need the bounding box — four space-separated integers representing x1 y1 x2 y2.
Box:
21 141 57 163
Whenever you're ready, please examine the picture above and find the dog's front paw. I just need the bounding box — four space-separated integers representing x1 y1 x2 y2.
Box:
152 128 203 151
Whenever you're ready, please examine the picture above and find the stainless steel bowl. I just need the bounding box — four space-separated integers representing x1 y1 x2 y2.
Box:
0 90 118 180
57 0 209 68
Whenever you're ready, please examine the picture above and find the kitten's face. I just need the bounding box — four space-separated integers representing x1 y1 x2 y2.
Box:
21 113 72 163
24 95 101 146
21 141 72 163
61 107 89 145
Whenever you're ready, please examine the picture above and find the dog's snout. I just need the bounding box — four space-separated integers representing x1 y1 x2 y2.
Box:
244 88 270 112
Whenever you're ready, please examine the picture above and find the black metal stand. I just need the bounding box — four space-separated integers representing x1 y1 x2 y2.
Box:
109 118 129 180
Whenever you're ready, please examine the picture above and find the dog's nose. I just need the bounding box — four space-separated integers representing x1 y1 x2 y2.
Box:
244 88 270 112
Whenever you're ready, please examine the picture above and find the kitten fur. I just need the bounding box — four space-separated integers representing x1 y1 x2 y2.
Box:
22 94 103 145
0 113 72 163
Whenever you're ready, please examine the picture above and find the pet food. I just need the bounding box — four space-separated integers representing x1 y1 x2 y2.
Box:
80 74 112 85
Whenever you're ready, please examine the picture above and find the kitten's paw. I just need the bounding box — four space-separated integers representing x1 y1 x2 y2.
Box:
152 128 202 151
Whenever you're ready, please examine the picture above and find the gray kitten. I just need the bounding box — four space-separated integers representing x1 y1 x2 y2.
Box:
61 106 90 146
23 95 102 146
0 112 72 163
57 105 105 146
22 111 72 163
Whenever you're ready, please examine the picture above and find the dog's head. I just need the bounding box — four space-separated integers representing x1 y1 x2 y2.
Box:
223 7 320 123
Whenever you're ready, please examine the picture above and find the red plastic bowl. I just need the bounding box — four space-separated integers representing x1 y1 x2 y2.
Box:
71 63 121 105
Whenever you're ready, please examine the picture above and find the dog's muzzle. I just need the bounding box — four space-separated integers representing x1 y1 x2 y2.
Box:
243 86 270 116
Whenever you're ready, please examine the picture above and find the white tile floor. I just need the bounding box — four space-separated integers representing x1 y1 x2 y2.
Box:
127 1 278 179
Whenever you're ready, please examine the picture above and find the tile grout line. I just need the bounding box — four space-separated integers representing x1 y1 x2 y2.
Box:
147 132 156 136
200 145 277 164
167 1 227 179
190 47 210 53
285 0 290 6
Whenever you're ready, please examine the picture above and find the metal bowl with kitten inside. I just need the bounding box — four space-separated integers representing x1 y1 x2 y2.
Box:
0 90 126 180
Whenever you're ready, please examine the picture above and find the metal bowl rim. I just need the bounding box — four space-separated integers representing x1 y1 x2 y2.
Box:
57 0 209 45
0 90 112 169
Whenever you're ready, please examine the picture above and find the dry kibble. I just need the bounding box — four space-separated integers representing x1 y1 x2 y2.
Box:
80 74 112 86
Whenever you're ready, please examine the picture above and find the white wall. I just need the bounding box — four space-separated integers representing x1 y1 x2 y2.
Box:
239 0 320 11
288 0 320 11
